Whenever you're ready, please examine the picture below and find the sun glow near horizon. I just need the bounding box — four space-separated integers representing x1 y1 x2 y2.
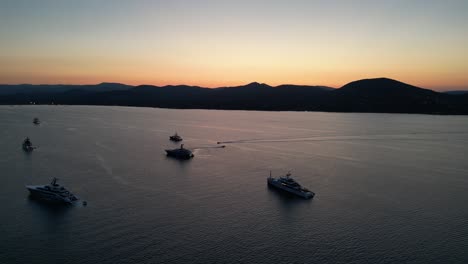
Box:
1 0 467 91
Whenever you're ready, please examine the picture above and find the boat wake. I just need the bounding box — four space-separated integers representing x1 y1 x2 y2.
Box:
192 145 226 150
95 154 129 186
217 133 461 145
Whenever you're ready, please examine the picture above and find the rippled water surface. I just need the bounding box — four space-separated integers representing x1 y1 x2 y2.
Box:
1 105 468 263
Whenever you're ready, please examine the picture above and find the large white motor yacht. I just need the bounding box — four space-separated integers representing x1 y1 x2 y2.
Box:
26 178 78 204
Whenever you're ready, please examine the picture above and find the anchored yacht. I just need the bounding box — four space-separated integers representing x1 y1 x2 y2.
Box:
268 171 315 199
165 144 194 159
169 132 183 142
26 178 78 204
22 137 34 152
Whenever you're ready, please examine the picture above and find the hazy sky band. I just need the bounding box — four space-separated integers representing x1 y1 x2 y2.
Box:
0 0 467 90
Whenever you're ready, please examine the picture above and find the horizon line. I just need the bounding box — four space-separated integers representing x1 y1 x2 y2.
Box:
1 78 467 92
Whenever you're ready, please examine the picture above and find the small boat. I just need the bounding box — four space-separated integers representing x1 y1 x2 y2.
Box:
267 171 314 199
169 132 183 142
26 178 78 204
22 137 35 152
165 144 194 159
33 117 40 125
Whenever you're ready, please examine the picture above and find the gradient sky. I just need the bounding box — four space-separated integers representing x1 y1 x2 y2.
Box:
0 0 467 90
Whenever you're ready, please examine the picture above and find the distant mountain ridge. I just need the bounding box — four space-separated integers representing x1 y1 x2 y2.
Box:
1 78 468 114
0 82 132 95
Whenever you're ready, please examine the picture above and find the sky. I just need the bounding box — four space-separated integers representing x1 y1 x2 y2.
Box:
0 0 467 90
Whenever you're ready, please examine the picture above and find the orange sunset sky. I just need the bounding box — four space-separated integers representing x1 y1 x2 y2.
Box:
0 0 467 90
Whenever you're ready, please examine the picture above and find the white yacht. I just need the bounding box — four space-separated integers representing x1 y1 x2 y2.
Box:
26 178 78 204
267 171 315 199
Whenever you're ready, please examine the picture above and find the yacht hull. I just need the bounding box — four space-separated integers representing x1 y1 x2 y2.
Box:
165 150 194 159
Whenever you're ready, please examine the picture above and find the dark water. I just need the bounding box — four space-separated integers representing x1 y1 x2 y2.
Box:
1 105 468 264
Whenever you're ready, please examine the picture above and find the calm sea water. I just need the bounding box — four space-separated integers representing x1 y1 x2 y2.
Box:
1 105 468 264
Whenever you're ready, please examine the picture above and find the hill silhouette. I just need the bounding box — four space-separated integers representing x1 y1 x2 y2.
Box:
327 78 449 113
0 82 132 95
1 78 467 114
337 78 435 96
